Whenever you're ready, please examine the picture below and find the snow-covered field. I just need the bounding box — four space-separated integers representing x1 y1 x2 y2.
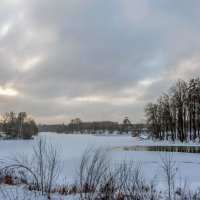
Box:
0 132 200 199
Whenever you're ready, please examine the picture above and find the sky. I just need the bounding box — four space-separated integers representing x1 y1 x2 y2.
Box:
0 0 200 124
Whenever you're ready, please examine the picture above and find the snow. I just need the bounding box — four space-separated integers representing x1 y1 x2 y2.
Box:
1 132 200 199
0 184 78 200
139 133 150 140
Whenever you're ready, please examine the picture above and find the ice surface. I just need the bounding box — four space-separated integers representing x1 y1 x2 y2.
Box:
0 132 200 199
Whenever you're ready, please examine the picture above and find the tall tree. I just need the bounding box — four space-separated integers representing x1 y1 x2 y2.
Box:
145 78 199 142
2 111 38 139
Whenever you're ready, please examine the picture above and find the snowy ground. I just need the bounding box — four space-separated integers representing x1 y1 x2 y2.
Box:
0 132 200 199
0 184 78 200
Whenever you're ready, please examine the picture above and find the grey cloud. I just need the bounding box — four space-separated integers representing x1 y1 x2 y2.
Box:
0 0 200 123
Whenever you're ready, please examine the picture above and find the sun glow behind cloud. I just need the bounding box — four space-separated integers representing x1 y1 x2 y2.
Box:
0 87 18 96
0 24 11 37
8 55 42 73
21 56 42 71
139 78 162 87
75 96 103 102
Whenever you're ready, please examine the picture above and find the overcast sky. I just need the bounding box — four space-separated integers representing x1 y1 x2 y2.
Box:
0 0 200 124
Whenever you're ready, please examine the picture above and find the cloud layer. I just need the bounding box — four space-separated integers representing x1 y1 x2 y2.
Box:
0 0 200 124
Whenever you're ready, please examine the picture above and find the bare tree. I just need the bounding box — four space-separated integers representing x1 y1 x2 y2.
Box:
0 137 62 199
160 153 177 200
33 138 62 199
77 147 159 200
145 78 200 142
77 147 110 200
1 111 38 139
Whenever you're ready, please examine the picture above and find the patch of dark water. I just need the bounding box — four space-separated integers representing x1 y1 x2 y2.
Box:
114 146 200 153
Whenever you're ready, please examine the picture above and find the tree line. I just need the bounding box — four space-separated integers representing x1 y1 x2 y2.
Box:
67 118 120 134
0 111 38 139
145 77 200 142
39 119 121 134
38 119 146 134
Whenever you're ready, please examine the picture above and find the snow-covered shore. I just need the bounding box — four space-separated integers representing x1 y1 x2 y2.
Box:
1 132 200 199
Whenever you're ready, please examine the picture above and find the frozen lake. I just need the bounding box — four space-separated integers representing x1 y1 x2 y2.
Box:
0 132 200 189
